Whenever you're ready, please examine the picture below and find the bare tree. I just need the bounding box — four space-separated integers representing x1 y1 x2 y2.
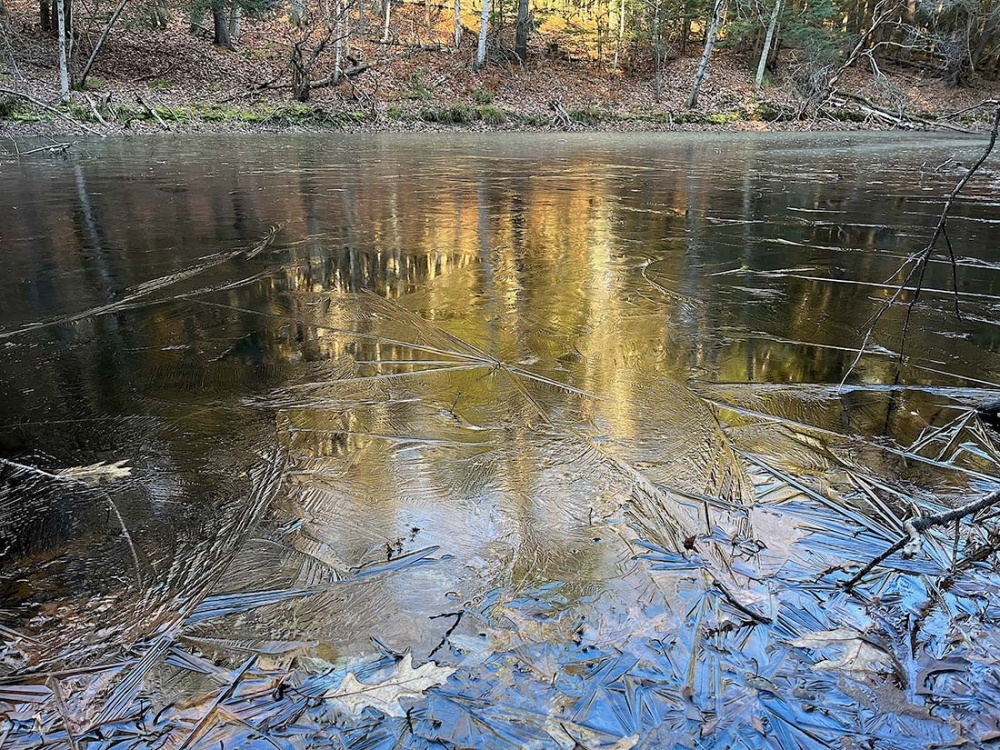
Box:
515 0 530 61
613 0 626 72
229 1 242 41
56 0 70 100
475 0 489 69
687 0 725 108
755 0 780 87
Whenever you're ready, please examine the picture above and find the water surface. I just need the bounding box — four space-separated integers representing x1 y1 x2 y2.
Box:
2 132 1000 748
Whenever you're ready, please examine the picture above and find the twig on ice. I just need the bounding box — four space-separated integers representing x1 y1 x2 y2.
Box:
845 487 1000 590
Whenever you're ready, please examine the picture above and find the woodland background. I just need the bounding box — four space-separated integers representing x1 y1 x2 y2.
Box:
1 0 1000 130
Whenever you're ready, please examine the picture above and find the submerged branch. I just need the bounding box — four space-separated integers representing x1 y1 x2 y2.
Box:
0 457 145 586
841 102 1000 386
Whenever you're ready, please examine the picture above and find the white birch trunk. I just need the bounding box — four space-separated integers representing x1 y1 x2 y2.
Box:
686 0 724 108
454 0 461 46
56 0 69 100
344 3 350 58
228 2 241 40
754 0 780 88
475 0 489 70
381 0 390 43
334 0 343 82
613 0 625 71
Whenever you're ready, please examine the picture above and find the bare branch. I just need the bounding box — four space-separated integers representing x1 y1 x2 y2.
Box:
841 102 1000 386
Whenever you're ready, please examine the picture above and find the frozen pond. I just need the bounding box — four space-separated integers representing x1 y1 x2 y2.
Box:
2 132 1000 748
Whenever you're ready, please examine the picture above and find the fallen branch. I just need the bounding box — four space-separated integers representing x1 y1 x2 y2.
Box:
941 99 1000 122
84 93 108 127
20 142 73 156
136 93 169 130
845 487 1000 589
0 88 105 136
133 62 176 83
832 90 977 134
305 61 371 89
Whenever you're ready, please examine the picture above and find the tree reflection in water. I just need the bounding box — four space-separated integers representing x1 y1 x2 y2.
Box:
2 133 1000 748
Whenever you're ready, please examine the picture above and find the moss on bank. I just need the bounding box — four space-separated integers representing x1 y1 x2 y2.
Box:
0 91 975 134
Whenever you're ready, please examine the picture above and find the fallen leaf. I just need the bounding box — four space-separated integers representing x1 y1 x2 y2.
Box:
789 628 897 675
324 654 455 716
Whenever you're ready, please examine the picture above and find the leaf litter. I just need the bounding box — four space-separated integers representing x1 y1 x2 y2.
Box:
4 138 1000 748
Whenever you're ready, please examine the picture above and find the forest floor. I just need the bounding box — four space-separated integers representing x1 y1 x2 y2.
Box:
1 0 999 137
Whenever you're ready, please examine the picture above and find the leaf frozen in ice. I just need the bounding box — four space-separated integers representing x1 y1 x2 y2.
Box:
789 628 898 675
324 654 455 717
57 460 132 484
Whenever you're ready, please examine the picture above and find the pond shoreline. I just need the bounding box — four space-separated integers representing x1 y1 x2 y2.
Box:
1 110 989 141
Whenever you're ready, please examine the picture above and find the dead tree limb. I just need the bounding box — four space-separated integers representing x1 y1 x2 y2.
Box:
78 0 131 88
830 90 977 134
136 94 169 130
20 142 73 155
84 93 108 126
845 487 1000 589
0 88 105 136
819 0 895 104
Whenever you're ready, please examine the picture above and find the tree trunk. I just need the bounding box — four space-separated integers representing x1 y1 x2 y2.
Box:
687 0 724 108
381 0 390 43
755 0 780 87
344 2 350 58
652 0 662 101
56 0 69 100
334 0 343 83
228 2 241 40
454 0 461 46
514 0 529 61
79 0 130 87
612 0 625 71
39 0 50 31
291 42 310 101
475 0 489 69
212 4 232 47
152 0 167 28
